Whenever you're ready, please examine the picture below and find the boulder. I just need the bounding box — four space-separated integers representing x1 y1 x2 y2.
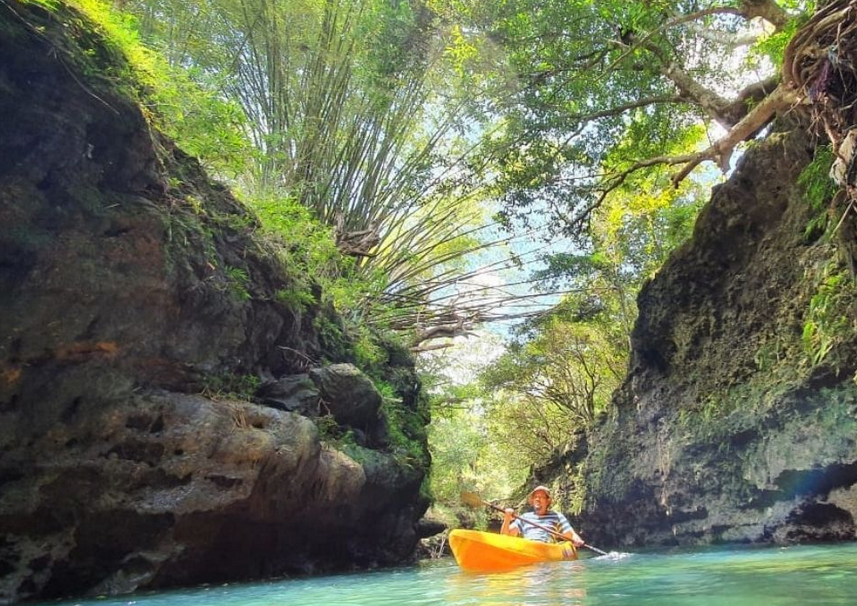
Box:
309 364 389 446
256 374 320 416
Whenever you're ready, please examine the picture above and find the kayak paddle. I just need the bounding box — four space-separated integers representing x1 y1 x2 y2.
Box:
460 490 609 556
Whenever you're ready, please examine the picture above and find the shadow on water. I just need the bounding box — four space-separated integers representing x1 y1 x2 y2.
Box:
27 542 857 606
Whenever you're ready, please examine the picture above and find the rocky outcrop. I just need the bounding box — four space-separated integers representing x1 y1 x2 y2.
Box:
562 125 857 548
0 3 428 603
310 364 389 447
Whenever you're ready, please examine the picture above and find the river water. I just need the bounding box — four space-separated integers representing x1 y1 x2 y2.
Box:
32 542 857 606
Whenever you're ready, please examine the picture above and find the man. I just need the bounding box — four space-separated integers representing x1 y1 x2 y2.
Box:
500 485 585 546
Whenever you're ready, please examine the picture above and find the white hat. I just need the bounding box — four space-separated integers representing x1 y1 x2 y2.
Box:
527 485 551 505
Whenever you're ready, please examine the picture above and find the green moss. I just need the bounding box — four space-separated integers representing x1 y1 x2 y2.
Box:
2 225 54 254
201 373 261 400
224 266 251 301
584 427 632 502
160 205 212 273
753 333 792 373
211 210 256 233
802 259 856 368
19 0 61 12
67 184 107 215
353 329 388 370
314 415 363 451
798 145 837 241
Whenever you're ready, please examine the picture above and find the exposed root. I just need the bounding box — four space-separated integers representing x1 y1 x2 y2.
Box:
784 1 857 187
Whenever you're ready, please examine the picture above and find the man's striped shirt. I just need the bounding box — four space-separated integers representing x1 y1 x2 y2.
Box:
511 511 573 543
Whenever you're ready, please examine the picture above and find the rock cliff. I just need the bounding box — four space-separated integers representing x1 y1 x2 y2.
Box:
539 125 857 548
0 3 429 603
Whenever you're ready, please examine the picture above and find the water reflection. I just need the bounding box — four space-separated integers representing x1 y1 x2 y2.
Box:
448 560 589 605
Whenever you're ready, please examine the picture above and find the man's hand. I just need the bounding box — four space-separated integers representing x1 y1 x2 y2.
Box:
500 508 518 536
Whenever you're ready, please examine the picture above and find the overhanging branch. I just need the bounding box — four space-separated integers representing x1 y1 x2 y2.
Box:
671 83 802 185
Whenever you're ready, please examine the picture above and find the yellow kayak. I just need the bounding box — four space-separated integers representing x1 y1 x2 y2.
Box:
448 529 577 572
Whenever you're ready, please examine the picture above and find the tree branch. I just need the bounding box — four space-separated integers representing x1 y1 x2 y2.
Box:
739 0 789 30
686 23 761 49
722 75 782 125
411 317 478 347
626 35 770 129
556 94 686 119
670 83 802 185
599 7 750 78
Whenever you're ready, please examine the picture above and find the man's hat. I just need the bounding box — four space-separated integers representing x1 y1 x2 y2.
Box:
527 485 551 505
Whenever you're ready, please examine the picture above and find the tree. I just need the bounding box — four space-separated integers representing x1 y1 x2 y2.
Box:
463 0 810 233
483 312 624 428
115 0 557 348
428 404 526 504
471 154 701 470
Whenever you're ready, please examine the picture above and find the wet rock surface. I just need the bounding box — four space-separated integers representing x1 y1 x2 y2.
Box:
0 4 428 603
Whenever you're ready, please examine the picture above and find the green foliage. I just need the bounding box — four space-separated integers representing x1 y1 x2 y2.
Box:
314 415 361 449
224 266 251 301
353 330 389 370
483 319 623 429
69 0 252 177
312 314 353 364
564 465 587 516
314 377 429 474
799 146 837 210
250 193 408 369
798 145 837 240
802 260 855 367
252 195 341 300
749 14 804 69
454 0 808 235
753 334 790 372
427 402 527 511
275 288 316 314
250 194 387 320
535 169 703 341
20 0 61 10
378 380 429 468
109 0 510 344
425 144 701 493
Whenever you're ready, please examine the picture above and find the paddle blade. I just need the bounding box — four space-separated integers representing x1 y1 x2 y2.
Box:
460 491 484 509
594 551 633 561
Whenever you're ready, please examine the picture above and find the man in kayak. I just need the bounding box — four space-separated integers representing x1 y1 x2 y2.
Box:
500 485 585 546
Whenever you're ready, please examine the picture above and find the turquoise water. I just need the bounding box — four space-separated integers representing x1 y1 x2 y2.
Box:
34 543 857 606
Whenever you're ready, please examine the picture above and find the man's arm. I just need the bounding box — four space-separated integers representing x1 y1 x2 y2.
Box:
501 508 521 536
565 527 584 547
557 513 585 547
